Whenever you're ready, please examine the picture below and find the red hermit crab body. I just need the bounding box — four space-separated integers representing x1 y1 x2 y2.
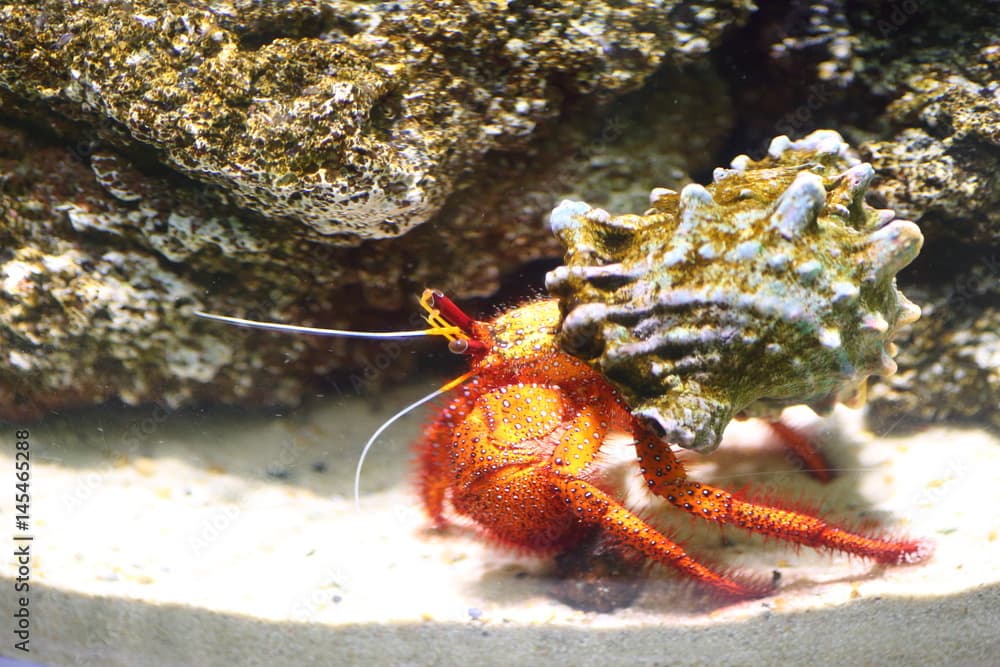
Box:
410 289 926 599
196 286 927 600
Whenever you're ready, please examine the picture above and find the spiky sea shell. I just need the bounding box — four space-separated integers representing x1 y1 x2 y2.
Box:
545 130 923 453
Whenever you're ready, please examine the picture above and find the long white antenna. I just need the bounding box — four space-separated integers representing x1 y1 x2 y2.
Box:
195 307 477 510
193 310 458 339
354 372 475 510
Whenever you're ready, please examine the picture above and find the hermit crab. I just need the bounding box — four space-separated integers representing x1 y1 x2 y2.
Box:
196 130 929 600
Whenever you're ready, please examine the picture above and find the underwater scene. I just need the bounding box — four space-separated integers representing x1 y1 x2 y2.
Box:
1 2 998 666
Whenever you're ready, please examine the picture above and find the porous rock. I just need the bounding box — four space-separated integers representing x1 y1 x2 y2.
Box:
861 43 1000 247
868 261 1000 432
0 0 754 240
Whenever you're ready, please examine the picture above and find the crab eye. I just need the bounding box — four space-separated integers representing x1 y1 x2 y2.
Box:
448 337 487 355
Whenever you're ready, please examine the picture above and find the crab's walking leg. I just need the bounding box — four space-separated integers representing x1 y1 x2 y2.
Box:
767 419 833 483
635 432 928 564
449 383 769 599
554 480 770 599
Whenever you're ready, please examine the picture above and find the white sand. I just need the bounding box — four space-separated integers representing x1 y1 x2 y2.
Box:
1 380 998 666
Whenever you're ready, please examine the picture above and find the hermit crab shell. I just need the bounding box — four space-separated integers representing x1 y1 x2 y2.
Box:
545 130 923 453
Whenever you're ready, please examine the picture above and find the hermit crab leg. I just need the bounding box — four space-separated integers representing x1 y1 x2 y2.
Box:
448 383 768 599
766 420 834 483
556 479 771 599
634 432 929 565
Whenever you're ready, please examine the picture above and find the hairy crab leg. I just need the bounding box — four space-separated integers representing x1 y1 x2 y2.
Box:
556 479 770 599
448 383 768 598
766 420 834 483
635 434 929 564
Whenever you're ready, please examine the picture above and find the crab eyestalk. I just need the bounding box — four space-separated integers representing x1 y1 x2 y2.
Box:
420 288 488 355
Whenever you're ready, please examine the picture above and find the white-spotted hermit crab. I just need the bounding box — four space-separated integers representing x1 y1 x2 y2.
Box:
196 130 929 600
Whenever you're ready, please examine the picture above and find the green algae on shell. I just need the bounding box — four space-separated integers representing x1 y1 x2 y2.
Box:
545 130 923 453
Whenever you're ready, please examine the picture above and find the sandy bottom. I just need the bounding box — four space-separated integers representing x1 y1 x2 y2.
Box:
1 378 998 666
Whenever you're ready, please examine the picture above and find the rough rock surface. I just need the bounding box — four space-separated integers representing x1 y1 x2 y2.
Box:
861 44 1000 247
0 1 748 418
868 261 1000 432
768 0 861 85
0 0 753 240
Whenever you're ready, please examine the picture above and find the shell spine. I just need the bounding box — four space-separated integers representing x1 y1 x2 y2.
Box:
546 130 923 452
